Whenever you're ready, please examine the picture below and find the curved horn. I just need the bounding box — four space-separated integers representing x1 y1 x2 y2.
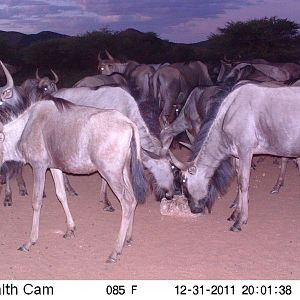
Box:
35 68 41 80
105 50 114 61
97 51 101 62
185 129 195 143
168 150 186 170
51 69 59 83
0 61 14 89
223 55 230 63
179 141 192 150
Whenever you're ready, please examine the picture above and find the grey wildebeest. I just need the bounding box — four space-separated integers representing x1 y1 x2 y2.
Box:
0 73 147 263
170 83 300 232
0 67 77 206
52 86 175 208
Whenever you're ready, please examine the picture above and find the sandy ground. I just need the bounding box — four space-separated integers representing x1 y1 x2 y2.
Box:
0 154 299 280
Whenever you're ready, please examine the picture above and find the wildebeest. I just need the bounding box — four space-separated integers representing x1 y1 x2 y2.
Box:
0 65 147 263
98 50 139 77
160 86 226 150
152 61 213 125
216 58 269 83
0 66 77 205
220 61 300 86
52 86 175 205
0 161 28 206
170 83 300 232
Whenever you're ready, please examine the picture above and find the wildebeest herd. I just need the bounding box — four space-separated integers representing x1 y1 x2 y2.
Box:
0 51 300 263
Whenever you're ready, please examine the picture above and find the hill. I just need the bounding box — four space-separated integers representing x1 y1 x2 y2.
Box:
0 30 69 48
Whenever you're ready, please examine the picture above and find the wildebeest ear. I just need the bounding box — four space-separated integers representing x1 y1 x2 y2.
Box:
142 149 161 160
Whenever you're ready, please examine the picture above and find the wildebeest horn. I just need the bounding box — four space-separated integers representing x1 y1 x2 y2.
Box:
0 61 14 89
168 150 186 170
35 68 41 80
185 129 195 143
105 50 114 61
51 69 59 83
179 141 192 150
223 55 230 63
97 52 101 62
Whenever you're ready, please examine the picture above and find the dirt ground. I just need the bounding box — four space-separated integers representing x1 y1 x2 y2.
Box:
0 153 299 280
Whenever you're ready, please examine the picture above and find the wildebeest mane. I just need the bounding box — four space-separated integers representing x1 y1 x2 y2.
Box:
0 87 30 125
41 94 74 111
190 88 234 211
191 88 230 160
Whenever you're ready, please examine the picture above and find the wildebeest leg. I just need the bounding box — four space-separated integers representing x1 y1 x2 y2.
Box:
105 171 137 263
63 173 78 196
51 169 76 238
99 179 114 212
15 163 28 196
270 157 288 194
296 158 300 172
18 166 46 251
3 171 12 207
229 151 252 232
229 157 239 209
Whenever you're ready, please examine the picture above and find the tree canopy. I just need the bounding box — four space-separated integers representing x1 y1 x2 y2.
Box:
207 17 300 62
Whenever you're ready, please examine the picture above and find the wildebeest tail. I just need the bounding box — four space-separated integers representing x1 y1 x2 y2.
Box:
130 126 147 203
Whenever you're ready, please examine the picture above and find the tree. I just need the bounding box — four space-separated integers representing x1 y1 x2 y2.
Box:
207 17 300 62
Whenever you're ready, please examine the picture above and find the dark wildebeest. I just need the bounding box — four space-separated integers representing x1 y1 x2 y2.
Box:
0 66 147 263
221 62 300 86
97 50 139 77
160 86 226 150
170 83 300 232
97 51 156 103
152 61 213 125
216 58 269 83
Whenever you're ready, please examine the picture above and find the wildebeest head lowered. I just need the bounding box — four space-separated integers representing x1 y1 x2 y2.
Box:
170 83 300 233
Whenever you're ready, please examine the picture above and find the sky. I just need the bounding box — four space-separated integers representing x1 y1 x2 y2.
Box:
0 0 299 43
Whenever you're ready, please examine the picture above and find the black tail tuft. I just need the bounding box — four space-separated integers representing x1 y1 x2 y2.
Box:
130 135 147 204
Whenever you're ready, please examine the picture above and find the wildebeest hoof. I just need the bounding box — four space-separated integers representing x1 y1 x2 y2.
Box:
270 187 279 194
230 224 241 232
126 238 133 246
20 190 28 196
68 190 78 197
63 229 76 239
229 202 237 209
18 245 29 252
106 256 117 263
103 205 115 212
4 201 12 207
